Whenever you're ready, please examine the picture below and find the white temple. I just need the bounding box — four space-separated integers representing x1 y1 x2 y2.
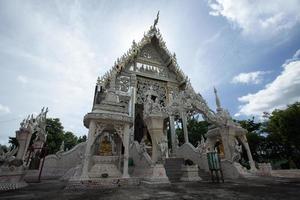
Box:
1 13 257 190
70 12 256 186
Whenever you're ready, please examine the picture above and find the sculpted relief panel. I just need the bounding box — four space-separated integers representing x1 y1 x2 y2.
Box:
116 75 130 92
139 44 164 64
136 77 167 106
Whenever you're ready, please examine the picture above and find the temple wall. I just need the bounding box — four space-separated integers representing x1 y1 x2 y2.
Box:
40 142 86 179
175 143 209 171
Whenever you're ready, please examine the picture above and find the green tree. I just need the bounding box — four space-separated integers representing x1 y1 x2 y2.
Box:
45 118 64 154
176 116 209 147
176 127 184 145
0 144 8 153
266 102 300 168
8 136 18 149
237 118 266 162
45 118 87 153
267 102 300 149
238 117 262 134
77 135 87 143
187 117 209 147
64 131 78 151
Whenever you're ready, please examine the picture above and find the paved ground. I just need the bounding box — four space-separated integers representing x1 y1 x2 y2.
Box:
1 177 300 200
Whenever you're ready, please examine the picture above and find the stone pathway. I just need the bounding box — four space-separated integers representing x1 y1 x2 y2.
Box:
1 177 300 200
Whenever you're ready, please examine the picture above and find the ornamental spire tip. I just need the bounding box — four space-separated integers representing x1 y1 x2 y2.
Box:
153 11 160 27
214 87 222 110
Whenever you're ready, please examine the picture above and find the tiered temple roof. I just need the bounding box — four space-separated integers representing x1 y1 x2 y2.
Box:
96 13 189 88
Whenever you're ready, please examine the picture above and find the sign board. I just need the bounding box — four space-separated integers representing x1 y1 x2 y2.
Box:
207 152 221 170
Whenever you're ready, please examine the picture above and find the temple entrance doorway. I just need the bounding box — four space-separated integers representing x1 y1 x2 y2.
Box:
134 103 152 156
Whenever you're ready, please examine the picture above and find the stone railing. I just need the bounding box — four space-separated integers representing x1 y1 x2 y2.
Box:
38 142 86 179
175 142 209 171
129 141 154 177
130 141 153 166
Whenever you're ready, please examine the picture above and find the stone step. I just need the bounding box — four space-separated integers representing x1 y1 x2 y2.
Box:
66 177 140 190
165 168 182 172
165 174 182 179
165 157 184 163
165 158 212 182
164 158 184 182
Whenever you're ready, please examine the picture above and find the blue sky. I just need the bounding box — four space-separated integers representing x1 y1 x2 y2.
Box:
1 0 300 145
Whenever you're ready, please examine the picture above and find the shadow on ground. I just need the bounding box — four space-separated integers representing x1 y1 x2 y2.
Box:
1 177 300 200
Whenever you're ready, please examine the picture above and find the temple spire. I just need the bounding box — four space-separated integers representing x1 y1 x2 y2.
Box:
214 87 222 111
153 11 160 27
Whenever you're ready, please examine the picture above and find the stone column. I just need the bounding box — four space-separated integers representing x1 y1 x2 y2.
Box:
144 114 166 163
130 76 137 144
181 112 189 143
240 135 256 171
128 89 132 116
16 128 32 160
168 91 176 154
169 116 176 154
122 124 130 178
220 127 233 160
81 120 96 179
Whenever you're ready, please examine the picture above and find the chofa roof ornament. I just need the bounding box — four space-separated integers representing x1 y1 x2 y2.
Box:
153 11 160 28
214 87 222 111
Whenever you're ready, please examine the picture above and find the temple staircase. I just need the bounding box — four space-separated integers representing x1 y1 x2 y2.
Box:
164 158 184 182
164 158 211 182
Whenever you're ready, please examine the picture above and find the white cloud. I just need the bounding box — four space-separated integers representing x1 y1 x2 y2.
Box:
0 1 170 138
236 49 300 116
0 104 10 114
284 49 300 66
208 0 300 37
231 71 268 84
17 75 28 84
0 2 103 136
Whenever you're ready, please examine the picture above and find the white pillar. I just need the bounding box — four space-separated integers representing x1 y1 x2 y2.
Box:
222 127 234 161
122 125 130 178
81 120 96 179
132 87 136 117
16 128 32 160
128 87 135 117
181 112 189 143
240 135 257 171
130 87 136 144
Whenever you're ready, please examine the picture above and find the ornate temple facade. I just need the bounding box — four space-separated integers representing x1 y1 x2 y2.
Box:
0 14 264 191
75 13 256 185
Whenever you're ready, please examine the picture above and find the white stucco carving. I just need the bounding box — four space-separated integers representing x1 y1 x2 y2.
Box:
32 13 259 187
1 108 48 191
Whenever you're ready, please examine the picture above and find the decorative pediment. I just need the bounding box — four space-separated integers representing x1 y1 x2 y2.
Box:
96 21 188 89
116 76 130 92
137 43 165 65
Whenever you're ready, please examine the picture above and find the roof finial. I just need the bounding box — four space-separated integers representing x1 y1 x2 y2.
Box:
214 87 222 111
153 11 160 27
